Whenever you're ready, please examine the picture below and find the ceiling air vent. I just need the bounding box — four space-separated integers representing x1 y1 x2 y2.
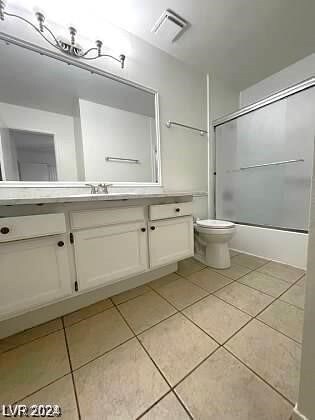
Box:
151 9 189 42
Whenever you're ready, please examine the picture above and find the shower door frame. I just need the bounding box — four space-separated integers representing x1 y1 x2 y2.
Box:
212 76 315 232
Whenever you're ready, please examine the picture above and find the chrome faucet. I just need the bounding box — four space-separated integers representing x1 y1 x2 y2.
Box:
85 184 98 194
85 183 112 194
97 183 112 193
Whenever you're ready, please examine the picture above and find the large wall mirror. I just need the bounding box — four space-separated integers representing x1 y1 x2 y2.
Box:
0 38 160 185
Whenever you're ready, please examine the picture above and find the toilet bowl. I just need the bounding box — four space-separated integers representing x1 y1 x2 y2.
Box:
195 219 236 269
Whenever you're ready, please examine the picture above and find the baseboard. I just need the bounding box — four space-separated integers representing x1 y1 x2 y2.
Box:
0 263 177 339
291 404 310 420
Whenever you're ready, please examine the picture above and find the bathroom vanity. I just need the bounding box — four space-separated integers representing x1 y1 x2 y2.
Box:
0 193 193 322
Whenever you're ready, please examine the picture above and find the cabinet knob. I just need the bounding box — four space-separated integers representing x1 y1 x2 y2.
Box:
58 241 65 247
141 227 146 232
175 208 181 212
0 227 10 234
150 226 156 230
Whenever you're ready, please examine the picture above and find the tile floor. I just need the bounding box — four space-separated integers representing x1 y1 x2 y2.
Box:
0 252 306 419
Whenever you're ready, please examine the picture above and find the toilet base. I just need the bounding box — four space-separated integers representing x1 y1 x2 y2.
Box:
205 242 231 269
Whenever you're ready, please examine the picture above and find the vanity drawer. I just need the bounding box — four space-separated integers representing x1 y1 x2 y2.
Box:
149 202 193 221
70 206 145 229
0 213 66 243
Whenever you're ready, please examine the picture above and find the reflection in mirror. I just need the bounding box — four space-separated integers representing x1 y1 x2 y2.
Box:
0 40 159 184
5 130 57 181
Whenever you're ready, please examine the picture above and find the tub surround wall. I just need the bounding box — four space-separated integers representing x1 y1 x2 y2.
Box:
230 224 308 269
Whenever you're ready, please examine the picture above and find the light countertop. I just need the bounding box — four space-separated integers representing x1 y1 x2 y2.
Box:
0 192 194 206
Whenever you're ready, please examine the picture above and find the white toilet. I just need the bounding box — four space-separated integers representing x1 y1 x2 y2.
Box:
195 219 236 269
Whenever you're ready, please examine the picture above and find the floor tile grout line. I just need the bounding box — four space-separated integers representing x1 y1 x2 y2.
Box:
185 277 235 295
61 317 82 420
254 317 302 345
148 269 262 323
255 269 306 285
234 278 292 298
70 335 136 373
63 301 115 328
219 273 305 347
252 275 305 319
135 390 173 420
214 296 303 351
112 288 151 306
148 286 223 348
188 265 305 348
178 263 256 284
0 323 65 355
171 345 222 390
113 301 194 420
277 298 304 311
148 274 210 299
61 302 178 375
171 389 195 419
170 389 194 420
210 292 260 317
212 266 305 321
114 303 173 391
13 373 70 406
264 296 305 313
235 273 305 298
223 346 295 407
147 282 212 312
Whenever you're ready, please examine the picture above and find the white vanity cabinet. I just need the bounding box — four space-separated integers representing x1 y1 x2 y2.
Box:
0 214 72 319
73 222 148 291
149 216 194 268
148 202 194 268
71 207 149 291
0 196 194 321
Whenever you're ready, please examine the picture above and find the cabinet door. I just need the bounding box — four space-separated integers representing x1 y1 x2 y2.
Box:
0 235 72 320
149 216 194 268
73 222 148 291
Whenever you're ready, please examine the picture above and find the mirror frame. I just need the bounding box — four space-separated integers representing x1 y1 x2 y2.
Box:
0 32 162 187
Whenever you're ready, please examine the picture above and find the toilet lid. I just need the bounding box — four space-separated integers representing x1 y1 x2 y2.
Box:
196 219 235 229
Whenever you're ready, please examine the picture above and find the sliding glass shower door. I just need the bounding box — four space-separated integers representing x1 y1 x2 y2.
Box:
215 86 315 232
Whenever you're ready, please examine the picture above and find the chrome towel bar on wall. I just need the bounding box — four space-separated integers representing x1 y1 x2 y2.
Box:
166 120 208 136
105 156 140 163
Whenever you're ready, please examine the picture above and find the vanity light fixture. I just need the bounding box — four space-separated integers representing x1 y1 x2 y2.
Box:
0 1 126 68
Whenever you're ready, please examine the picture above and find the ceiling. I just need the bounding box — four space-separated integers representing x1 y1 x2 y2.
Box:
8 0 315 91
